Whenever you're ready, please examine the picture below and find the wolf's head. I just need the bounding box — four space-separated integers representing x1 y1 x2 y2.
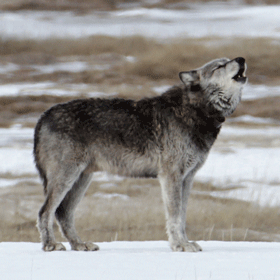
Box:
179 57 247 117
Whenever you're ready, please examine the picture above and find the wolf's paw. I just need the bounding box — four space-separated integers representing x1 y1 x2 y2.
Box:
172 241 202 252
43 242 66 252
71 242 99 251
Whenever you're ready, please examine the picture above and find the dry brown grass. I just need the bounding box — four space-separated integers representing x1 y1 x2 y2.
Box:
1 36 279 85
0 36 155 57
0 0 117 11
0 95 73 127
123 37 280 84
1 177 280 243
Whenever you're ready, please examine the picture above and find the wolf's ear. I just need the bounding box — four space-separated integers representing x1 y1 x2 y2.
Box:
179 70 200 86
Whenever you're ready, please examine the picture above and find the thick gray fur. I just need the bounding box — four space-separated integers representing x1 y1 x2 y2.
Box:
34 57 247 252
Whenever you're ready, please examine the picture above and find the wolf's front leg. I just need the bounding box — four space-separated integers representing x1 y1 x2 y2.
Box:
159 172 202 252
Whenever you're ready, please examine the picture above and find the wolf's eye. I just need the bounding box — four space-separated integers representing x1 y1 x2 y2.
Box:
214 65 224 71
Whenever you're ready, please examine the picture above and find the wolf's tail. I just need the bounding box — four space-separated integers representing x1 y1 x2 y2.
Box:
33 115 48 195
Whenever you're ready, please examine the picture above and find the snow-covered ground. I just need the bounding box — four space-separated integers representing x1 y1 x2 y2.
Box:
1 241 280 280
1 4 280 40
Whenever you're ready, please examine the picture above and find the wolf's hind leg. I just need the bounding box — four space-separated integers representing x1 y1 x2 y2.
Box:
38 186 72 251
38 166 83 251
55 172 99 251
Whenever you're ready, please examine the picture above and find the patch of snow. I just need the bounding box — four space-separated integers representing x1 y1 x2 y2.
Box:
0 178 23 188
196 147 280 187
152 85 170 94
0 127 34 148
93 192 129 200
0 82 107 97
207 181 280 207
125 56 137 63
33 61 88 73
0 63 20 74
227 115 279 125
91 172 125 182
1 5 280 40
242 84 280 100
0 148 36 175
220 124 280 137
0 241 280 280
31 61 111 74
0 177 40 189
0 82 54 96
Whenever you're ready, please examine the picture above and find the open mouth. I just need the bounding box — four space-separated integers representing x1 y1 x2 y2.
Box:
232 65 247 83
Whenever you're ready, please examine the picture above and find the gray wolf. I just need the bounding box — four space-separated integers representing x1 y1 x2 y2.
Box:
34 57 247 252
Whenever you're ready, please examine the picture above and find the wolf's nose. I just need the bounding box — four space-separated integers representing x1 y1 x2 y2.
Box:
235 57 245 65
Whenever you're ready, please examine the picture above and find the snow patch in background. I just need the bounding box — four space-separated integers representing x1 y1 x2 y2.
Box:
93 192 130 200
1 82 280 100
0 82 109 97
1 5 280 40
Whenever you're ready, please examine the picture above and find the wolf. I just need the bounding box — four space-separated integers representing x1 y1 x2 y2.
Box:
34 57 247 252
